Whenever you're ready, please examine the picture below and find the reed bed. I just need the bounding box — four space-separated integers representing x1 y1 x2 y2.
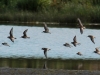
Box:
0 0 100 23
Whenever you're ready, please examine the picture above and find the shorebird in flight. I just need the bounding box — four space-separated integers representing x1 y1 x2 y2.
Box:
42 48 51 59
88 35 95 44
77 52 82 56
71 35 80 47
43 22 51 33
77 18 85 34
63 43 73 48
21 29 30 38
94 47 100 54
7 27 16 42
2 42 10 47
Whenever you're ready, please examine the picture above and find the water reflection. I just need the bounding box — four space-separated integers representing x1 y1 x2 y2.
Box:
0 24 100 70
43 60 48 69
77 63 83 70
0 58 100 70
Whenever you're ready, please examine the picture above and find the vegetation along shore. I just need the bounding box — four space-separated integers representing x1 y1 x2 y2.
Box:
0 0 100 24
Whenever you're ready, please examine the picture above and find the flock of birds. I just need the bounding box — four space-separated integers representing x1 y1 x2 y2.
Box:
63 18 100 56
1 18 100 59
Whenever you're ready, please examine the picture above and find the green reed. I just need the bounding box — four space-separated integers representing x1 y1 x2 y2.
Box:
0 0 100 23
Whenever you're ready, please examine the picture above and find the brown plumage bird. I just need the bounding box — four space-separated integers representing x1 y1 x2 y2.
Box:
94 48 100 54
43 22 51 33
77 18 85 34
71 35 80 47
2 42 10 47
77 52 82 56
88 35 95 44
21 29 30 38
42 48 51 59
63 43 73 48
7 27 16 42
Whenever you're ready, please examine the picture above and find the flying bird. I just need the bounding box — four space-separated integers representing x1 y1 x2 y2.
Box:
42 48 51 59
21 29 30 38
77 18 85 34
77 52 82 56
43 22 51 33
2 42 10 47
88 35 95 44
94 48 100 54
7 27 16 42
63 43 73 48
71 35 80 47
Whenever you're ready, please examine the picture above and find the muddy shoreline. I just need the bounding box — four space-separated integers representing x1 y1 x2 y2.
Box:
0 68 100 75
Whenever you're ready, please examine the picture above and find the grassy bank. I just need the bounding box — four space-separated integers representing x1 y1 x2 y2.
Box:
0 0 100 23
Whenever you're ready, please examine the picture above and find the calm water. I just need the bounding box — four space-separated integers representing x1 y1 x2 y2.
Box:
0 24 100 70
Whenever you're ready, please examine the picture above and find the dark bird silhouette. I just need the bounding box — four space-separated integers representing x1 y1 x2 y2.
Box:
63 43 72 48
43 22 51 33
77 18 85 34
42 48 51 59
71 35 80 47
94 48 100 54
21 29 30 38
88 35 95 44
7 27 16 42
2 42 10 47
77 52 82 56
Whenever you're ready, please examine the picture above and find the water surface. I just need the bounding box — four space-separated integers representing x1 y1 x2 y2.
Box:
0 25 100 59
0 24 100 70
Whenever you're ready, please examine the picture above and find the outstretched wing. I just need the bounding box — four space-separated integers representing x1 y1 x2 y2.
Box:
44 50 47 59
90 37 95 44
10 27 13 37
43 22 49 32
73 35 77 43
73 43 76 47
77 18 83 27
80 27 83 34
95 48 99 52
23 29 28 36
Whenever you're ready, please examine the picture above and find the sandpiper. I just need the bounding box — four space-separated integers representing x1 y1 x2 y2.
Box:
2 42 10 47
88 35 95 44
7 27 16 42
77 52 82 56
94 48 100 54
21 29 30 38
71 35 80 47
42 48 51 59
63 43 72 48
77 18 85 34
43 22 51 33
94 48 99 53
